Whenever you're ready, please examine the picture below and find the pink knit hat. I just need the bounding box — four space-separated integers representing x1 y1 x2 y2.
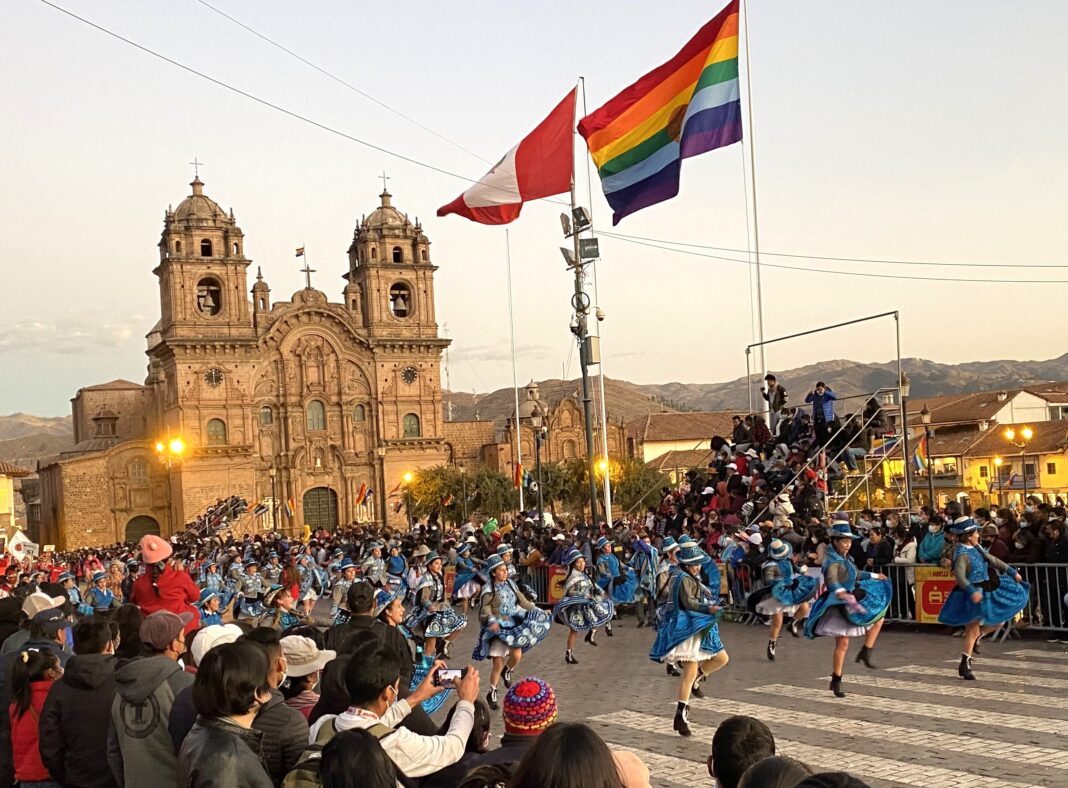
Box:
140 534 173 564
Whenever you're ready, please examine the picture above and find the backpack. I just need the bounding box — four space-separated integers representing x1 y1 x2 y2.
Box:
281 719 394 788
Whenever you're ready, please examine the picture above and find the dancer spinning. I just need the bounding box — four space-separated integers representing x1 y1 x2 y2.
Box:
406 551 467 659
473 555 551 711
804 521 892 698
655 536 683 677
552 548 614 664
650 543 730 738
595 536 637 631
938 516 1029 680
751 539 818 661
630 535 659 628
451 540 484 612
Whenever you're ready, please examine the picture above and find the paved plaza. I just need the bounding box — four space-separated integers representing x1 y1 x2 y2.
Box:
437 617 1068 788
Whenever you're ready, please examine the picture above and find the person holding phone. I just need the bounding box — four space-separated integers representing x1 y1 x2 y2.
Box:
472 555 551 712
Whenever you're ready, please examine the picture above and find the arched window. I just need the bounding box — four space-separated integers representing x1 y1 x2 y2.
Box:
353 404 366 423
371 247 377 260
232 242 240 255
206 418 227 445
174 240 182 254
561 439 578 459
402 413 421 438
196 277 222 315
389 282 411 318
259 406 273 426
420 249 428 262
306 400 326 431
200 238 213 257
128 459 148 484
392 246 403 263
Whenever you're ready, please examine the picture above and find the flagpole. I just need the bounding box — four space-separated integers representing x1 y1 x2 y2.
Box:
505 229 525 513
741 0 768 403
580 76 614 524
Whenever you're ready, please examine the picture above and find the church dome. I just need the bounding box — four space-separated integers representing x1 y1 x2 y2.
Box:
363 190 413 233
172 178 234 226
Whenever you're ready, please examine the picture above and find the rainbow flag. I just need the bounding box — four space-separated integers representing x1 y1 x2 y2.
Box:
513 461 524 489
913 434 930 472
578 1 742 224
354 483 369 506
284 497 296 517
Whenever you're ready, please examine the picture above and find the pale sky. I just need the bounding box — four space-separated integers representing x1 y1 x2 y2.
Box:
2 1 1067 416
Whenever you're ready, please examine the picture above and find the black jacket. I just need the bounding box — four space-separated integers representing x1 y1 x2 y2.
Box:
39 653 119 788
176 717 274 788
252 688 309 787
421 734 535 788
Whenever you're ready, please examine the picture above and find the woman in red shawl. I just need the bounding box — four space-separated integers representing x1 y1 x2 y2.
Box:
129 535 200 632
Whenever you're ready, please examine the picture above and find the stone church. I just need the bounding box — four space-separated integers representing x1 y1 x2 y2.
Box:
39 177 449 549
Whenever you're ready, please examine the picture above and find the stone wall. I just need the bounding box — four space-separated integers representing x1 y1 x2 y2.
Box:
443 421 497 467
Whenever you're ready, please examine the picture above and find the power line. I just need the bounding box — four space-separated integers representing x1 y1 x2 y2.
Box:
194 0 491 165
602 230 1068 270
601 233 1068 285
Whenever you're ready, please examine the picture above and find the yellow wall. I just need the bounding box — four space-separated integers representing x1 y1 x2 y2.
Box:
641 439 710 464
963 450 1068 503
0 475 15 534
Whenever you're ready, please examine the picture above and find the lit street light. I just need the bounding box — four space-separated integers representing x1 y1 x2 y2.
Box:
993 456 1004 507
1004 427 1034 502
402 471 414 530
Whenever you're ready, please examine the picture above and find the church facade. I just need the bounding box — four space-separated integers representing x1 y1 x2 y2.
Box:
39 178 449 549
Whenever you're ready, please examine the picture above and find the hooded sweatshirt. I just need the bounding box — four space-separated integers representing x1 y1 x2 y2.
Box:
40 652 119 788
107 654 194 787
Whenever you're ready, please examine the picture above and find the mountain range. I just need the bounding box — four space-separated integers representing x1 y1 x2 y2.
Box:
5 353 1068 471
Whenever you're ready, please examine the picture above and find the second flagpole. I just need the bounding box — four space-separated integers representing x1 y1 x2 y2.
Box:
505 228 525 513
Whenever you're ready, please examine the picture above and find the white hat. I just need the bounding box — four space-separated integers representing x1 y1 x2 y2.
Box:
464 535 478 544
745 532 763 546
190 623 243 666
552 534 566 541
745 449 759 458
280 635 337 677
701 487 715 495
726 463 737 470
21 591 66 619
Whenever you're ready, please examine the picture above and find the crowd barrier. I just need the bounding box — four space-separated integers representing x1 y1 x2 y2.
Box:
518 561 1068 633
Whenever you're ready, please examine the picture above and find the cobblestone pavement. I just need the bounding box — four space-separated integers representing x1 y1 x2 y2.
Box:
436 614 1068 787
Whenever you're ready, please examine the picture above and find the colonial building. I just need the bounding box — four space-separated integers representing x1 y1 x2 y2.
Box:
39 178 449 549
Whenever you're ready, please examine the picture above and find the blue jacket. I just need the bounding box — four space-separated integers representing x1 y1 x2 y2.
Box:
918 528 946 564
805 388 837 421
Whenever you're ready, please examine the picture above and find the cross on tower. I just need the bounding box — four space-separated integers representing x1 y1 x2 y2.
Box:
300 258 316 289
189 157 204 178
379 171 390 192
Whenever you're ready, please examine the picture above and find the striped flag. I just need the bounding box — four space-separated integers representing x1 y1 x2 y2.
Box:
513 461 524 489
913 434 930 472
354 483 369 506
295 246 305 257
388 482 402 499
284 497 296 517
252 500 269 517
579 1 742 224
441 493 455 507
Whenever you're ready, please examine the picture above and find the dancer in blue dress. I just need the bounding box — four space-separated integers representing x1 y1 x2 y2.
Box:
650 544 729 737
752 539 818 661
473 555 551 711
595 537 637 628
451 541 483 612
655 537 683 677
552 548 614 664
85 572 115 615
406 551 467 659
804 521 892 698
938 516 1029 680
629 535 659 628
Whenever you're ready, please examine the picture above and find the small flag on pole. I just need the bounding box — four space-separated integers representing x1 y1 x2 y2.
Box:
513 462 524 489
252 501 269 517
355 483 368 506
913 434 930 472
285 497 296 517
441 493 455 507
388 482 402 499
295 246 305 257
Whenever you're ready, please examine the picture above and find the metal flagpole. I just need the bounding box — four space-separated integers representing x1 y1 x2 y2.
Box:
580 76 614 524
741 0 768 403
505 229 525 512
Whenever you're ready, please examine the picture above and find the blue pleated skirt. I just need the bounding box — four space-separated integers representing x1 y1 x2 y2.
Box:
773 573 819 606
597 568 638 604
553 594 614 632
472 607 552 661
938 574 1030 627
804 576 892 639
650 608 723 662
406 607 467 639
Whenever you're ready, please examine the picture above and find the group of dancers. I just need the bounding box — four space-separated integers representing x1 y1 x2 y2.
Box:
190 513 1032 738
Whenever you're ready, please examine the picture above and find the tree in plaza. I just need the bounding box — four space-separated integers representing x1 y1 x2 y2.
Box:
610 458 669 514
406 465 517 523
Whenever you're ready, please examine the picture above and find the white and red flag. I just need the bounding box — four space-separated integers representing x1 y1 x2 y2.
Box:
437 88 576 225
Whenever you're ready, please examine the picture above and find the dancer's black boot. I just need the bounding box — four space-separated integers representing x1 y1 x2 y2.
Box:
673 701 692 737
830 673 846 698
958 653 976 680
855 645 877 669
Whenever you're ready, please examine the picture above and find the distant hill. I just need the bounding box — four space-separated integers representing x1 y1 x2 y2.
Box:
0 414 73 470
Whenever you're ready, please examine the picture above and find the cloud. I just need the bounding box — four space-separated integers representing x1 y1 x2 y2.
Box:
0 313 148 356
449 344 551 364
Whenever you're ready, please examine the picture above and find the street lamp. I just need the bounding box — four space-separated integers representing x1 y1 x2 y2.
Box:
1004 426 1034 503
529 407 547 529
402 471 414 530
268 466 278 532
919 405 936 511
154 436 185 535
898 372 912 521
993 456 1004 507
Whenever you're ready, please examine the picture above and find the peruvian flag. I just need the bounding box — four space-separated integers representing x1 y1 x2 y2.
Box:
437 88 576 225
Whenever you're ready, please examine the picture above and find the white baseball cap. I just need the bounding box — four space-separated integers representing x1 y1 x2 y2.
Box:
190 624 243 666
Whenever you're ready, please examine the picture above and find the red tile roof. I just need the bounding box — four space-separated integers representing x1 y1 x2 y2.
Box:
627 411 736 443
963 422 1068 458
0 461 32 477
645 449 717 472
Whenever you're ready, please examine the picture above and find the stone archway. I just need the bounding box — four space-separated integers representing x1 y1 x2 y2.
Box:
125 515 160 542
302 487 339 532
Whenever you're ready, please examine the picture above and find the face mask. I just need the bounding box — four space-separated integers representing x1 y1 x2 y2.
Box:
980 540 994 548
1025 505 1035 513
928 525 939 534
994 517 1005 526
1014 541 1025 550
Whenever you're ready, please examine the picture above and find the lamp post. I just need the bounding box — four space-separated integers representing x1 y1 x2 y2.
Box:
269 465 278 532
458 465 468 524
403 471 414 530
919 405 936 510
898 372 912 521
1004 426 1034 504
154 437 185 535
530 408 546 529
993 456 1004 507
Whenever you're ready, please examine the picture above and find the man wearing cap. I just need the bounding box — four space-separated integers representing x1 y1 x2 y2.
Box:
108 610 195 786
1 590 67 657
167 623 244 751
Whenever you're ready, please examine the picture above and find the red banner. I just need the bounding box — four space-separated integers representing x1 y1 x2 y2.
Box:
547 566 568 604
915 566 956 623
